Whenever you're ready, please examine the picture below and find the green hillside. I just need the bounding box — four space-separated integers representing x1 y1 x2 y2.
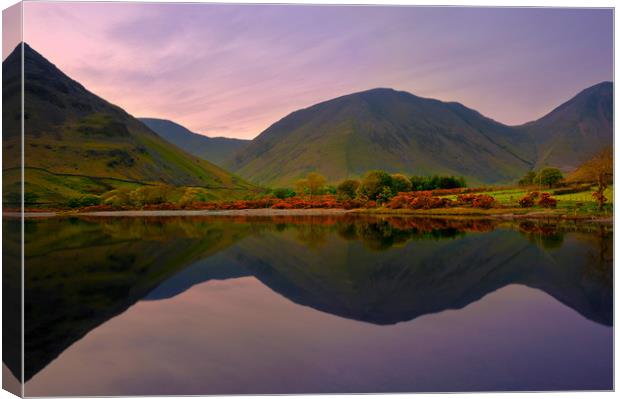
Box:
515 81 613 171
2 43 255 205
139 117 249 167
227 88 537 186
228 84 612 187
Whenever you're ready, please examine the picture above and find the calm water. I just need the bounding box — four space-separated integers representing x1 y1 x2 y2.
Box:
3 215 613 395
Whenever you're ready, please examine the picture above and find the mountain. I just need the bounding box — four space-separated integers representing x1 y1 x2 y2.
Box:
2 43 254 203
227 84 612 187
138 118 249 167
516 81 613 171
227 88 537 186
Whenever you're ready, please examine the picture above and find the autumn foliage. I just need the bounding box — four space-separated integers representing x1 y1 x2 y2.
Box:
385 192 497 210
518 191 557 208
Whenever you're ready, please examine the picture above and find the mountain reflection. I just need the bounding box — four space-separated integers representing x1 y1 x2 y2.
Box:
3 215 612 383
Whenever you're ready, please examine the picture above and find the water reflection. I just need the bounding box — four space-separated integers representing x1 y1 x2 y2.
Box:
3 215 613 393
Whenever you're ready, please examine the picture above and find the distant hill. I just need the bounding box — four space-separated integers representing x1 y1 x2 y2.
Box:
516 81 613 171
2 43 254 203
139 118 249 167
227 84 612 187
227 88 537 186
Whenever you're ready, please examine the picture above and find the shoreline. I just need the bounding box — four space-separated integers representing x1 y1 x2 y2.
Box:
5 207 612 223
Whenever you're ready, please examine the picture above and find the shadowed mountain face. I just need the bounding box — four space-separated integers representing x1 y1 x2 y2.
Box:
228 84 612 186
516 82 613 171
8 216 612 383
139 118 249 168
2 44 254 204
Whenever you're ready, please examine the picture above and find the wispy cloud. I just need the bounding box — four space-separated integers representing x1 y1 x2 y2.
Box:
23 4 612 139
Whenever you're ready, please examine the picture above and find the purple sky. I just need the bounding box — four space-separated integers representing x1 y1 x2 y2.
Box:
21 3 613 139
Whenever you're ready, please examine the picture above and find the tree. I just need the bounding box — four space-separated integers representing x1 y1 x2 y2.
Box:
390 173 412 193
409 176 426 191
409 175 465 191
358 170 393 200
438 176 465 189
518 171 537 186
306 172 326 196
534 167 563 188
569 147 613 211
336 179 360 199
295 179 309 196
296 172 326 197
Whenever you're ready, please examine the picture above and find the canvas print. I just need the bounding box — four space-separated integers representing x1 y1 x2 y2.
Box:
2 2 614 396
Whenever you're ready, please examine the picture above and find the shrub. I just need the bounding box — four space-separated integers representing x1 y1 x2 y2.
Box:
67 195 102 208
273 187 296 199
358 170 393 200
386 192 453 209
376 186 394 204
518 192 540 208
592 191 608 208
272 201 293 209
518 194 535 208
24 192 40 205
456 194 496 208
471 194 495 209
537 193 557 208
67 198 82 208
80 195 102 207
336 179 360 199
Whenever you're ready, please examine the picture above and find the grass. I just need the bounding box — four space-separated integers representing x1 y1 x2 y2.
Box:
364 185 614 219
4 166 257 208
471 185 613 216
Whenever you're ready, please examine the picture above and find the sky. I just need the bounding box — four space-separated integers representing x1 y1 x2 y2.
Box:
17 3 614 139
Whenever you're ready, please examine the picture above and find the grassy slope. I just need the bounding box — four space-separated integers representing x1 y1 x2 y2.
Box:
2 44 255 204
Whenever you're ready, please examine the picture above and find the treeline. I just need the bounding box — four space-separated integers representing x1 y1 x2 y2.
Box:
269 171 466 203
59 171 467 210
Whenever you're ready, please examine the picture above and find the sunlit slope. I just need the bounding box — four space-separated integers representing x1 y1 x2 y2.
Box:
516 82 613 171
228 88 537 186
2 43 254 202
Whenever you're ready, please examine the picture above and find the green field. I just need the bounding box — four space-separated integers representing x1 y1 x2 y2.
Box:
440 185 613 216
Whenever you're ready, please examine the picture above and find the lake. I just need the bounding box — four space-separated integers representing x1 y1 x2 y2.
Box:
3 214 613 395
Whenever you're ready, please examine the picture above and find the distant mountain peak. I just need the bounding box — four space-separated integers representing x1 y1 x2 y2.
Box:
138 117 249 167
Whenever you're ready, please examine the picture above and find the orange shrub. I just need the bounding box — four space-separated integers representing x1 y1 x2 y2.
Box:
537 193 557 208
518 194 535 208
386 192 453 209
455 194 496 208
471 194 495 209
272 202 294 209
